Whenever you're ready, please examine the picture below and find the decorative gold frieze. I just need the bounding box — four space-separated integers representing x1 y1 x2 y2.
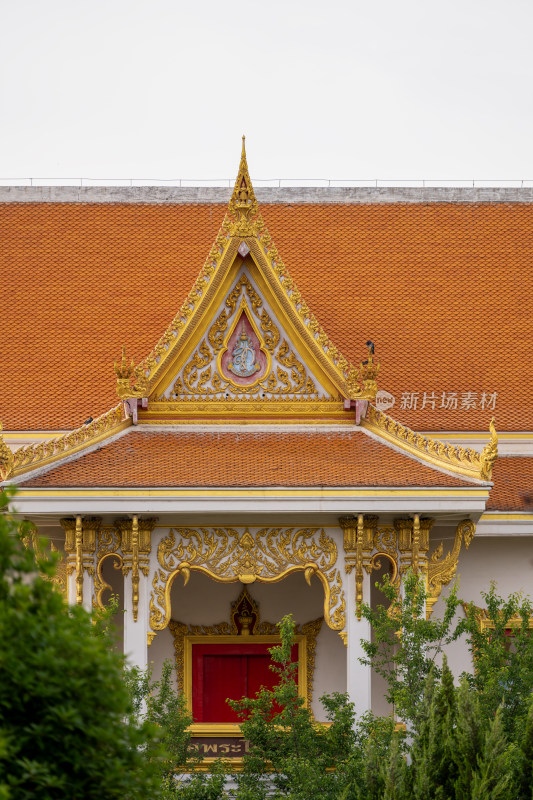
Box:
427 519 475 618
170 275 321 402
150 527 345 633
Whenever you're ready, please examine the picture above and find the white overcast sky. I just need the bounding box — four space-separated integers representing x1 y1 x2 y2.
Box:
0 0 532 184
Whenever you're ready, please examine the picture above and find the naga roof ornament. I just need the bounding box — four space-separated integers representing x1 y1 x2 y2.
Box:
114 345 149 400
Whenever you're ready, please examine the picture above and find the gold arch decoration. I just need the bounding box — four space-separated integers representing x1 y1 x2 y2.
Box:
150 527 345 633
93 525 123 610
168 586 323 709
21 521 67 599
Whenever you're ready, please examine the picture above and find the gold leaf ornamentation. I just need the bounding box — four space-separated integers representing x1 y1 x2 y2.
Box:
480 417 498 481
114 346 149 399
0 423 14 481
426 519 476 618
363 405 484 480
9 404 126 479
93 525 123 610
150 527 345 633
208 309 229 353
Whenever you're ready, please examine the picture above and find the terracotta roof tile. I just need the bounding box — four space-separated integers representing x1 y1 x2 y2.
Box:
20 429 474 488
2 202 532 431
487 457 533 511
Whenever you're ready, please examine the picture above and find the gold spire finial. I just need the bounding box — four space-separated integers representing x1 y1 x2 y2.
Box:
227 135 258 236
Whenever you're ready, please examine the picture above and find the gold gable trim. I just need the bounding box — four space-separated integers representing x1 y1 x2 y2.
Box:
117 139 373 409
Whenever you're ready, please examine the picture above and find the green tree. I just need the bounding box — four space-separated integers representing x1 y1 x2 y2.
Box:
453 677 484 800
360 570 461 732
460 583 533 740
125 660 227 799
0 489 162 800
470 706 513 800
230 615 375 800
409 658 457 800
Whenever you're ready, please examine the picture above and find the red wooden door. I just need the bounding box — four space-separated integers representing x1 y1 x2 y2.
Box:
191 642 297 723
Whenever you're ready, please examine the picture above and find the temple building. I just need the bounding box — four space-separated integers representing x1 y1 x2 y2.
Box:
1 141 532 757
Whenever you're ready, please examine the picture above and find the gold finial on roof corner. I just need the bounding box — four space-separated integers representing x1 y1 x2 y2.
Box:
227 135 259 236
114 345 149 400
480 416 498 481
0 422 14 481
344 341 380 401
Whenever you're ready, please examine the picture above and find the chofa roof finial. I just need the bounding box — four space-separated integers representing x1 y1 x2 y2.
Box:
227 135 259 236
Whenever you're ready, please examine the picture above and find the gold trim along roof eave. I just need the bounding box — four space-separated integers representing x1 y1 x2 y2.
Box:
361 405 496 483
12 487 491 499
1 405 131 483
139 233 241 397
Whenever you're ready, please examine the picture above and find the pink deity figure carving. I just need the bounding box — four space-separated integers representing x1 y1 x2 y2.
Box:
228 323 260 378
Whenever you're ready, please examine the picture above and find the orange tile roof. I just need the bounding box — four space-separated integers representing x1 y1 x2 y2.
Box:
2 202 533 431
486 457 533 511
19 429 474 488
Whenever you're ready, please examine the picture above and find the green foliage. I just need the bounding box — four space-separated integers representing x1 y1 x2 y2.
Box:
125 660 227 799
360 570 461 731
453 677 484 800
230 615 397 800
0 489 163 799
470 707 513 800
409 658 457 800
460 583 533 740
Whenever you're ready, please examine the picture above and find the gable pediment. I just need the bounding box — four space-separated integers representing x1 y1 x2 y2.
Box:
152 260 337 406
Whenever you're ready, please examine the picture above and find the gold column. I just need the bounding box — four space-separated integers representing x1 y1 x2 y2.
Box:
131 516 139 622
395 516 433 578
340 514 378 620
61 516 100 606
75 516 83 604
117 517 157 622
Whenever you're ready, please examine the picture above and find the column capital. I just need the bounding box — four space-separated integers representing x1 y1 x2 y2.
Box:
115 517 158 554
